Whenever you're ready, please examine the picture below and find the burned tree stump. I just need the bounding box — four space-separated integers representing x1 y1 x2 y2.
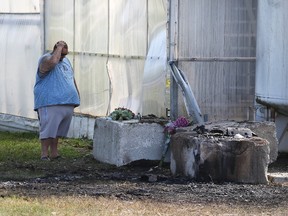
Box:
170 121 276 184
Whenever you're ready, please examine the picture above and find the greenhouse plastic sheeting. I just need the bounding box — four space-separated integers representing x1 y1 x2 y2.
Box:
0 0 42 119
44 0 168 117
0 0 168 119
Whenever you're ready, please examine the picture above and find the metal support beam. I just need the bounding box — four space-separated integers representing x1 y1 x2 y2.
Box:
168 0 179 120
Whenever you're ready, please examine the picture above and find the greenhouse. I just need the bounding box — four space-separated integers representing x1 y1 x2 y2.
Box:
1 0 288 152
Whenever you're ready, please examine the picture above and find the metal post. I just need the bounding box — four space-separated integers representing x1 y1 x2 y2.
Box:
168 0 179 121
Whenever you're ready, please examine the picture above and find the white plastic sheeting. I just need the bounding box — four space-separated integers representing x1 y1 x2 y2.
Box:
1 0 40 13
0 0 42 119
0 0 167 120
44 0 168 117
142 24 167 116
1 0 259 125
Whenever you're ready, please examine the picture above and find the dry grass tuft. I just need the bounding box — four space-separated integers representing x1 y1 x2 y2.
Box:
0 196 287 216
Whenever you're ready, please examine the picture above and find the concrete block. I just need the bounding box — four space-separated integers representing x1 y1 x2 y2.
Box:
238 121 278 163
93 117 166 166
203 121 278 163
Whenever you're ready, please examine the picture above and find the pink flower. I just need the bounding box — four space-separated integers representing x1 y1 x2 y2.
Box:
164 116 190 135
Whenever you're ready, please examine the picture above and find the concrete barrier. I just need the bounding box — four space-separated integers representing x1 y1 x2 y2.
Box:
93 117 166 166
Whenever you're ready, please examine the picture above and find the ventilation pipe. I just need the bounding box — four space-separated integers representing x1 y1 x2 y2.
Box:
169 61 204 125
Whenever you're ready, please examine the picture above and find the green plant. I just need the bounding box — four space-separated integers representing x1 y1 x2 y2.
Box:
109 107 135 121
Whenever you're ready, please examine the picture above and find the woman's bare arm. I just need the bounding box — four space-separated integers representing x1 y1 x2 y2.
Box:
39 42 65 74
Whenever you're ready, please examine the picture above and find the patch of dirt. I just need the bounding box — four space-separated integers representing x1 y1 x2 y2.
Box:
1 154 288 210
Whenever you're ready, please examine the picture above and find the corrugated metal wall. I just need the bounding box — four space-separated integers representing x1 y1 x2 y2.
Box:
170 0 257 121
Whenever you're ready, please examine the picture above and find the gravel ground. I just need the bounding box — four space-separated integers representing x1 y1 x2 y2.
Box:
1 155 288 212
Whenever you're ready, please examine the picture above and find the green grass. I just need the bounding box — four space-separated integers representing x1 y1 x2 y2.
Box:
0 131 93 180
0 131 92 162
0 131 40 162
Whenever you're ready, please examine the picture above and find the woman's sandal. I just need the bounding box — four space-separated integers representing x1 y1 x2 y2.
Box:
41 156 50 161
